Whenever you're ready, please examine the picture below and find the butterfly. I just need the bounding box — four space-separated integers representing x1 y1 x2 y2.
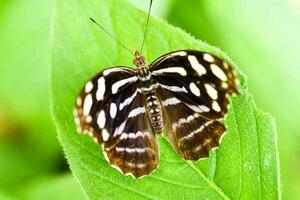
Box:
73 0 239 178
74 48 239 178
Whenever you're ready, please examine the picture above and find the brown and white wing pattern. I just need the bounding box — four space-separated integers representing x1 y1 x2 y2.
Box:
74 67 159 178
103 91 159 178
151 50 239 160
157 88 226 160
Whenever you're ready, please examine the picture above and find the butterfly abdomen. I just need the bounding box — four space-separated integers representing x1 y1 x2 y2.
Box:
145 93 163 135
137 72 163 135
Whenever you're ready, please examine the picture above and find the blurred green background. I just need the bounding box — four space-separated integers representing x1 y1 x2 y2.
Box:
0 0 299 199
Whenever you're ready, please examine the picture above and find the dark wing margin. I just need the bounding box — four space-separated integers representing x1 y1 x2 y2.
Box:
74 66 158 178
150 50 239 160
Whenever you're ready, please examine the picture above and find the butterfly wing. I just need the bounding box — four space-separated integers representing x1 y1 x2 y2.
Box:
74 67 159 178
103 91 159 178
150 50 239 160
151 50 239 120
157 88 226 160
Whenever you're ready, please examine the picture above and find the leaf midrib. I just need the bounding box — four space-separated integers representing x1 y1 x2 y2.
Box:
163 137 230 199
254 107 263 199
231 100 244 199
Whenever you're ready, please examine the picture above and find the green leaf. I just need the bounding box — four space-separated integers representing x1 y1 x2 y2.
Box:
51 0 281 199
20 174 86 200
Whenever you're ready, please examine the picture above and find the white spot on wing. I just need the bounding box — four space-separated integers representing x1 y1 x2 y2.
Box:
203 53 215 62
223 62 229 69
185 103 210 113
128 107 145 118
179 121 214 142
86 115 92 123
136 163 147 168
205 84 218 100
212 101 221 112
172 113 200 130
211 64 228 81
188 55 206 76
113 120 127 137
119 90 137 110
85 81 93 93
125 162 135 168
116 147 147 153
103 68 124 76
153 67 187 76
221 82 228 89
97 110 106 129
112 76 138 94
110 103 117 119
120 131 149 140
83 94 93 116
102 129 109 141
189 82 201 96
96 77 105 101
160 84 188 93
170 51 187 56
199 105 210 112
162 97 181 107
76 97 82 106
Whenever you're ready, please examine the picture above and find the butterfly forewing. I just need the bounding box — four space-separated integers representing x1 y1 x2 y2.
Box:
150 50 239 159
151 50 239 120
74 66 159 178
75 67 136 140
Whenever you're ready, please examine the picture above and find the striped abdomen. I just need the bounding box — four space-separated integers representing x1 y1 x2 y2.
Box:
145 93 163 135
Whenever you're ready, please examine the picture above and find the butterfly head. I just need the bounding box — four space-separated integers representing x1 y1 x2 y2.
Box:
133 51 147 67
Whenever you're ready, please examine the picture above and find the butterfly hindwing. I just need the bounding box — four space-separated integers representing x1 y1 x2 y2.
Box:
104 91 159 178
157 87 226 160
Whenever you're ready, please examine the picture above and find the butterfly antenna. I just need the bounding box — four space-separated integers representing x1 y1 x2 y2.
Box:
90 17 135 57
140 0 153 55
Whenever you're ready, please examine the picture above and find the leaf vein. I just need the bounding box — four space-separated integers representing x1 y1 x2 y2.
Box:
254 108 263 199
231 100 243 199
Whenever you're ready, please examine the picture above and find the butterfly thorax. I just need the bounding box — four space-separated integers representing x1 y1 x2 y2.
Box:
134 51 163 135
134 51 151 82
